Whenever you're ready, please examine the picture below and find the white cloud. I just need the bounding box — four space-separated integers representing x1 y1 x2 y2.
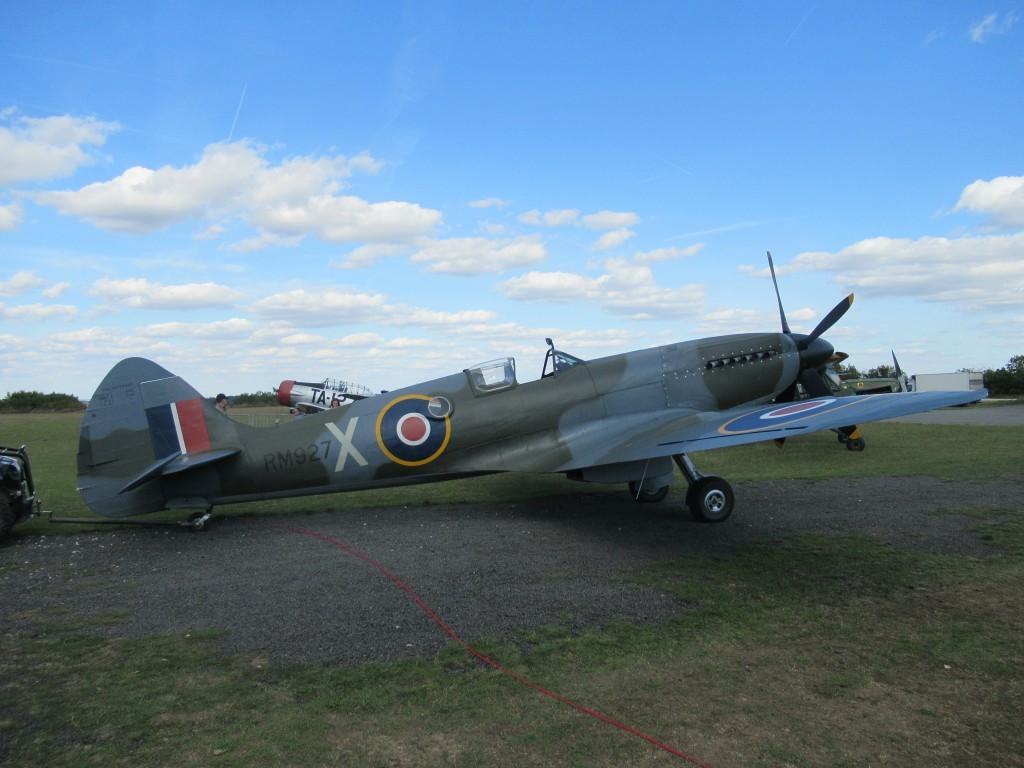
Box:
195 224 228 240
138 318 257 338
633 243 704 265
970 11 1019 43
91 277 246 309
0 201 23 231
249 289 388 326
0 302 79 322
410 235 546 275
32 145 262 233
256 195 440 244
42 282 71 298
0 270 46 297
249 288 498 328
29 140 440 246
0 113 120 184
399 307 499 326
500 258 704 319
591 228 635 251
581 210 640 230
227 232 304 253
518 209 641 242
470 197 510 209
338 242 411 269
953 175 1024 229
786 232 1024 310
519 208 580 227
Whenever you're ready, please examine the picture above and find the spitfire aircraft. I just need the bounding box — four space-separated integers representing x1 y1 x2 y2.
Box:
76 255 985 528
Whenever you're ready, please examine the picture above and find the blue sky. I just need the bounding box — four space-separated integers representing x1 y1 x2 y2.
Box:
2 2 1022 399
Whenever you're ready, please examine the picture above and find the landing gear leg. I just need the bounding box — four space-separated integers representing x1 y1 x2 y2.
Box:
674 454 734 523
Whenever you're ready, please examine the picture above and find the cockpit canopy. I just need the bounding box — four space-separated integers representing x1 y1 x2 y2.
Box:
464 340 586 396
465 357 517 395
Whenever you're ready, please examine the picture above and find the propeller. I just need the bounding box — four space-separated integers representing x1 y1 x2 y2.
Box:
766 251 855 401
766 251 863 447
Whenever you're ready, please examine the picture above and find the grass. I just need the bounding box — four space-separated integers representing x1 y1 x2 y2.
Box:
1 409 1023 766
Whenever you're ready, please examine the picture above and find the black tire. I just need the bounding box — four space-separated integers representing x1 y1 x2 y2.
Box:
845 437 866 452
0 493 15 540
686 476 734 523
628 482 669 503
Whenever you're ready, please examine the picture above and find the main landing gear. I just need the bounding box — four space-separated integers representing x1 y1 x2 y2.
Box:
674 454 734 523
628 454 735 523
835 425 866 452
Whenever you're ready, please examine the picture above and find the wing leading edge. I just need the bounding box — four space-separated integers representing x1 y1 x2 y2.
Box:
556 389 987 471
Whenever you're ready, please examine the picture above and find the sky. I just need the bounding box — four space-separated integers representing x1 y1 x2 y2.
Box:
1 2 1022 400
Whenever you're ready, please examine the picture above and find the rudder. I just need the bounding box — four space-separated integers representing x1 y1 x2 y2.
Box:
77 358 209 517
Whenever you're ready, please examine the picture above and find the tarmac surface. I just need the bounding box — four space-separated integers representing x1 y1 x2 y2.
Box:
885 401 1024 426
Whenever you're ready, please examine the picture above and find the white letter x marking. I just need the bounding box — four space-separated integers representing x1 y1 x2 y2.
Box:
325 418 368 472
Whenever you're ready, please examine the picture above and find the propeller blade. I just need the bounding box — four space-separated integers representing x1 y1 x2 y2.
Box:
800 293 854 349
767 251 791 334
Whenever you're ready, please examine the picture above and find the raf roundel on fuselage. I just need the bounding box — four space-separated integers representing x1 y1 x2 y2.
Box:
375 395 452 466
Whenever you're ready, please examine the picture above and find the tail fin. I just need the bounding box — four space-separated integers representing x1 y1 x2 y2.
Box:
77 358 238 518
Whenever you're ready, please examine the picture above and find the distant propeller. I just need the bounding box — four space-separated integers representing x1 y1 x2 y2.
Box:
892 350 909 391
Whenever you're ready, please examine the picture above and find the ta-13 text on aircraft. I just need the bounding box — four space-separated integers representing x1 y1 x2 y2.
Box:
275 377 376 412
76 254 985 528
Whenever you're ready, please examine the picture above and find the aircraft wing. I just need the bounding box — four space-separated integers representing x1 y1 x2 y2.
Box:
556 389 987 471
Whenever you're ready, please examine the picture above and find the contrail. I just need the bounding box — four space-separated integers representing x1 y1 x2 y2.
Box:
784 1 821 46
228 83 247 142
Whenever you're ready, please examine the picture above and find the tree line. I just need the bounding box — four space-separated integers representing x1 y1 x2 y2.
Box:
0 391 86 412
0 389 280 411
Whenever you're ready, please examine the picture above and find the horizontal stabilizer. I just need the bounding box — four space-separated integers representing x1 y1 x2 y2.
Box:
118 447 240 495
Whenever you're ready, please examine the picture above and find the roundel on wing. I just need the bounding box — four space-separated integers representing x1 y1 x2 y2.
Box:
375 395 451 466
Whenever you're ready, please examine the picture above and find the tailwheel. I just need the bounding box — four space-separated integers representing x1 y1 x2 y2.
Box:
183 510 212 532
686 475 734 523
628 481 669 503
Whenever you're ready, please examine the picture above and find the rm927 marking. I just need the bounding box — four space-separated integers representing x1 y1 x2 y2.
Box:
263 441 331 472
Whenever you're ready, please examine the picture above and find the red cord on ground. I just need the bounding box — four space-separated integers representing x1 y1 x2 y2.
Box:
266 521 709 766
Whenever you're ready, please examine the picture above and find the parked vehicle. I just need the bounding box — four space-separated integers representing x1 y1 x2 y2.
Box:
1 445 39 539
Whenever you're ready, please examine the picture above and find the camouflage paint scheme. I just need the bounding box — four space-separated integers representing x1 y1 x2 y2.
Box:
77 330 984 524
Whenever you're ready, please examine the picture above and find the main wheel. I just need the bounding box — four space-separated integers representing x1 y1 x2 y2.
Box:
628 481 669 503
845 437 865 452
686 476 734 523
